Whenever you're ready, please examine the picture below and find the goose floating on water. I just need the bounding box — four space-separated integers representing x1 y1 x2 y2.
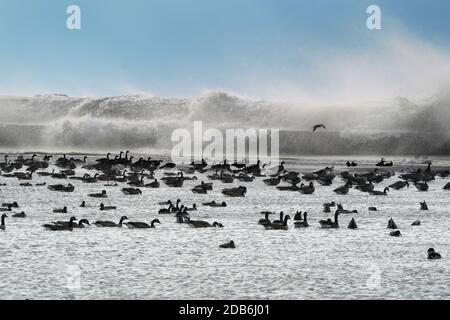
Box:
414 182 429 192
54 219 90 228
125 218 161 229
88 190 107 198
48 183 74 192
220 240 236 249
264 215 290 230
43 217 77 231
12 211 26 218
0 214 7 230
95 216 128 227
258 212 272 226
390 230 401 237
222 186 247 197
2 202 18 208
53 206 67 214
420 201 428 210
427 248 441 259
294 212 309 228
348 217 358 229
369 187 389 196
202 201 227 207
319 212 340 229
185 217 223 228
100 203 116 211
299 182 315 194
122 188 142 195
333 182 352 195
387 218 398 229
389 181 409 190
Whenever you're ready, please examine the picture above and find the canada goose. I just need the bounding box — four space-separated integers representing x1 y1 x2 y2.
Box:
333 182 352 195
193 185 209 194
219 171 234 183
368 207 378 211
48 183 74 192
420 201 428 210
100 203 116 211
387 218 398 229
197 181 213 190
12 211 26 218
323 203 331 213
319 212 339 228
170 199 182 212
145 179 160 188
427 248 441 259
258 212 272 226
185 217 222 228
35 182 46 186
348 217 358 229
2 201 18 208
390 230 401 236
20 182 32 187
294 212 309 228
369 187 390 196
0 214 7 230
125 218 161 229
355 182 374 192
158 204 174 214
202 201 227 207
312 124 326 131
220 240 236 249
54 219 90 228
121 188 142 195
186 204 197 211
95 216 128 227
264 215 290 230
376 158 393 167
272 211 284 224
299 182 315 194
43 217 77 231
37 169 54 177
443 182 450 190
80 201 86 208
158 200 172 206
335 204 358 214
411 220 421 226
414 182 429 192
88 190 107 198
293 210 303 221
263 176 281 186
389 181 409 190
53 206 67 214
222 186 247 197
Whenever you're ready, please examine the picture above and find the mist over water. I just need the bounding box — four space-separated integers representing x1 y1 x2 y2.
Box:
0 91 448 155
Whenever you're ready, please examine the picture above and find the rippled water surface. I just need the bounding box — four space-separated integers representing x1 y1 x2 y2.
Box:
0 154 449 299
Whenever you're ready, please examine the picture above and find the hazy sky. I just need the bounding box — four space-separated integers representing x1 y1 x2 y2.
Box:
1 0 450 102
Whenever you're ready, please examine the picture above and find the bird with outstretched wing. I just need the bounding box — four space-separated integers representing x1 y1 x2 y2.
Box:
312 124 326 132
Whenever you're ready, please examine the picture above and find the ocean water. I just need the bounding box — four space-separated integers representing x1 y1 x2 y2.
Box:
0 154 449 300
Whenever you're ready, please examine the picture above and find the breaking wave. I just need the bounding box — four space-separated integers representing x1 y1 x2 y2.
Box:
0 91 449 155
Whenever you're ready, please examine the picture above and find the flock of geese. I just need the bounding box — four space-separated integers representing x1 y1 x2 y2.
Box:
0 152 448 257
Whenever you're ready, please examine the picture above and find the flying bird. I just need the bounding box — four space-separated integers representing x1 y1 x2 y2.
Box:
312 124 326 132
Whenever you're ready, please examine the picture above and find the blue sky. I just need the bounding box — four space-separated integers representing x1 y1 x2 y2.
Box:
1 0 450 100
